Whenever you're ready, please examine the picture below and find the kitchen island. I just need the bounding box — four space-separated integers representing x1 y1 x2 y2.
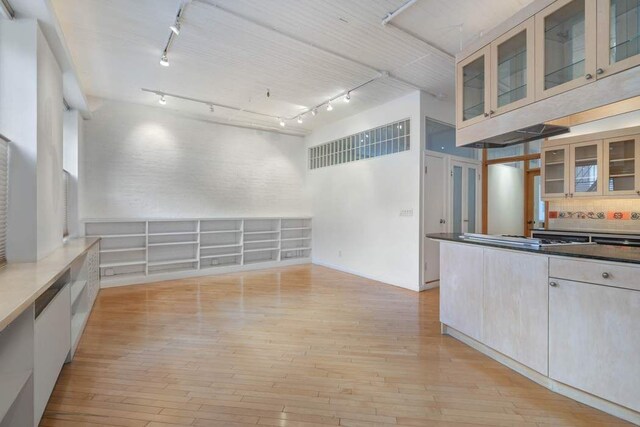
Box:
428 233 640 425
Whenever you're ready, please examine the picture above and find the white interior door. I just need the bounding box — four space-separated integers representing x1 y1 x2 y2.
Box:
424 154 447 284
451 160 481 235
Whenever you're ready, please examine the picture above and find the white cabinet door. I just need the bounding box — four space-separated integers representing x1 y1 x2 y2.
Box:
439 242 483 340
542 146 570 198
603 135 640 196
483 248 549 374
456 46 491 129
569 140 603 197
549 279 640 412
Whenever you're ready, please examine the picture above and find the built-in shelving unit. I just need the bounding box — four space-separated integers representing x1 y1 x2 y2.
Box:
85 218 312 287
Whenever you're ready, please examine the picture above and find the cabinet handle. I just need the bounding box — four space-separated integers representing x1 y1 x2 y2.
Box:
585 73 593 80
550 281 558 287
602 272 610 279
570 193 574 198
636 191 640 196
489 110 495 115
596 68 604 75
564 193 568 198
484 112 490 117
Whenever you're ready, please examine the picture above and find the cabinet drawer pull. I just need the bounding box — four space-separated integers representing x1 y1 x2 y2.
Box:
602 272 610 279
550 281 558 287
596 68 604 75
585 73 593 80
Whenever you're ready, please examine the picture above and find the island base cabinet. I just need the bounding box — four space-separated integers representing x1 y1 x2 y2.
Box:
439 242 483 341
549 279 640 413
483 249 548 375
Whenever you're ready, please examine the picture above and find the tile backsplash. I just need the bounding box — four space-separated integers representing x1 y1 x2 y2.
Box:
548 199 640 232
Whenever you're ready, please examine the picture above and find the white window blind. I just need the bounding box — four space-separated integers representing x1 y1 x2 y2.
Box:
63 170 70 238
0 137 8 266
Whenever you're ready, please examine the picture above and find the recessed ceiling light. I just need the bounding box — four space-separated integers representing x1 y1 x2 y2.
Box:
159 95 167 105
160 53 169 67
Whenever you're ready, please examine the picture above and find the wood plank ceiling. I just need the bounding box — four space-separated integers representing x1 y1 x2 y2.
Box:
51 0 533 135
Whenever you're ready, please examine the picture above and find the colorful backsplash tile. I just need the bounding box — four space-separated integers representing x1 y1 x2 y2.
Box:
549 211 638 220
547 199 640 232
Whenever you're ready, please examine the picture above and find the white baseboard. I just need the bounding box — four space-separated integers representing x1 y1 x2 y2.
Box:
100 258 311 288
443 324 640 425
311 258 419 292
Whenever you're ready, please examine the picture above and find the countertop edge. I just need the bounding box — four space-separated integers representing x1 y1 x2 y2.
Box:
0 237 100 332
428 234 640 266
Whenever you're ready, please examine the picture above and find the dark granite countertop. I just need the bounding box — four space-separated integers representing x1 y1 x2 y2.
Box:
427 233 640 265
531 228 640 237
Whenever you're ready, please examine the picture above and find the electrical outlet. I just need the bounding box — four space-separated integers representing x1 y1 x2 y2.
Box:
400 209 413 217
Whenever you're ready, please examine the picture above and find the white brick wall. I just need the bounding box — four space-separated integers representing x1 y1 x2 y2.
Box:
80 100 310 219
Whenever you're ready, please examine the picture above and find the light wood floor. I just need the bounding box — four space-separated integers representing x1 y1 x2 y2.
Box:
42 265 630 427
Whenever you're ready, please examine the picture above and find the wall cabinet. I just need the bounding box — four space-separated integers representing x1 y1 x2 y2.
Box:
542 146 570 198
456 46 491 129
535 0 598 100
603 135 640 195
597 0 640 78
549 278 640 413
542 127 640 199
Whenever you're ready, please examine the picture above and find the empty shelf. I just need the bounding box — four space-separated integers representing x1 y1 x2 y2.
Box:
87 233 145 238
148 231 198 236
0 370 32 421
70 280 87 305
148 258 198 267
281 227 311 231
244 258 277 265
281 237 311 241
148 241 197 247
200 253 242 259
200 230 242 234
244 230 279 235
100 247 146 253
100 260 146 268
200 243 242 249
244 239 279 244
281 247 311 252
243 248 279 253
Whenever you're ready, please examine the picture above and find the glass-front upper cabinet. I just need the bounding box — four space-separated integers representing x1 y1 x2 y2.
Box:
597 0 640 77
542 146 570 198
535 0 598 100
570 140 603 196
490 18 535 116
603 135 640 195
456 46 491 129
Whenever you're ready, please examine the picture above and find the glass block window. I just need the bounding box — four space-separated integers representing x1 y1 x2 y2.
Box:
308 118 410 170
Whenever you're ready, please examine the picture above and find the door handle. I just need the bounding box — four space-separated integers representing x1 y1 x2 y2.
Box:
439 219 446 224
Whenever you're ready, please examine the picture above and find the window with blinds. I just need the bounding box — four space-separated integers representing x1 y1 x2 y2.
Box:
0 137 8 266
63 170 70 238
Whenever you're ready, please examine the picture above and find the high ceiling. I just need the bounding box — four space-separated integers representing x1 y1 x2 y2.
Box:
51 0 533 135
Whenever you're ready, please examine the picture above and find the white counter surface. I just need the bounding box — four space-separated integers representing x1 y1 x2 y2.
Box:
0 237 99 331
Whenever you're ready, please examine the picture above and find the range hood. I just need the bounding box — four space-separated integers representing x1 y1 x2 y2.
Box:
465 123 570 148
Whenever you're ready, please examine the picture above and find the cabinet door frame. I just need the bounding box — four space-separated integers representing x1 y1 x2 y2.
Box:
534 0 598 101
596 0 640 79
602 135 640 196
541 145 570 198
456 45 491 129
491 17 536 116
569 139 603 197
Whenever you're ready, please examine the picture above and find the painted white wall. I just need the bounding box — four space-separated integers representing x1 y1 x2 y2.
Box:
36 28 64 259
0 20 64 261
487 163 524 235
63 110 82 237
81 100 310 219
306 91 453 291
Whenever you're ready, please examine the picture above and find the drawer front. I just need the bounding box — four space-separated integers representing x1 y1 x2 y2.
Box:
549 258 640 291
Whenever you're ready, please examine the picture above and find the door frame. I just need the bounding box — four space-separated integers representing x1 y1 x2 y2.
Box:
450 158 482 234
525 168 542 234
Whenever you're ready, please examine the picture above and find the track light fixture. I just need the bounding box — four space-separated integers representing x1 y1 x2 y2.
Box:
326 101 333 111
209 104 215 113
279 118 285 127
159 95 167 105
312 108 317 116
344 92 351 103
297 116 303 124
160 53 169 67
170 21 181 35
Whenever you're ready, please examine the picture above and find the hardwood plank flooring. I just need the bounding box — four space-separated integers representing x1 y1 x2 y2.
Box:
43 265 631 426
